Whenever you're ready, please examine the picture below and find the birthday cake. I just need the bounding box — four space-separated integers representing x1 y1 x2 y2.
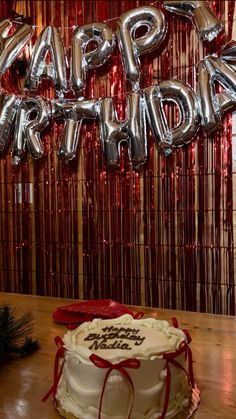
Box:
53 314 194 419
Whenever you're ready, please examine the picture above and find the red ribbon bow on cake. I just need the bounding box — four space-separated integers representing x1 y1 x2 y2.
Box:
90 354 140 419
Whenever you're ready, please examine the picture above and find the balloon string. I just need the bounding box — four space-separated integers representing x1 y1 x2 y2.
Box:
10 0 233 30
1 59 226 103
8 22 232 99
11 18 234 29
0 49 229 103
0 47 230 104
11 0 158 28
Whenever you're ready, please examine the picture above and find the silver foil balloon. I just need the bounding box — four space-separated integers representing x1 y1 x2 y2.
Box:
217 92 236 114
70 22 115 95
0 93 21 152
144 85 173 154
53 99 98 161
12 96 50 165
197 59 221 132
0 19 34 76
145 80 200 149
164 1 223 42
198 56 236 132
220 40 236 64
24 26 67 97
117 6 166 91
99 92 147 168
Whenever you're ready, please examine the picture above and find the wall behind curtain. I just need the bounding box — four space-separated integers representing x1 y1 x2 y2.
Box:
0 0 235 314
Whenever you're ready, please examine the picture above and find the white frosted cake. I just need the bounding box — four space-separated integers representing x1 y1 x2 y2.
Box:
53 314 194 419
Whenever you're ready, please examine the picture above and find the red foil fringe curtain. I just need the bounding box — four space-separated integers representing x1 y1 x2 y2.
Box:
0 1 235 314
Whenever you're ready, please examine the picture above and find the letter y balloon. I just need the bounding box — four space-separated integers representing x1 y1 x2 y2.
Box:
164 0 223 42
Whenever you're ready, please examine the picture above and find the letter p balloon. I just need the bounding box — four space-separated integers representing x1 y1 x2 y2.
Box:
117 6 166 91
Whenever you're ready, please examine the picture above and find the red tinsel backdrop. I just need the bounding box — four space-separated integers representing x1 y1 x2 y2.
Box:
0 0 235 314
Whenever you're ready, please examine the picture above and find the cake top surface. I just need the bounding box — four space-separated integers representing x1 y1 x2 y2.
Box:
62 314 187 361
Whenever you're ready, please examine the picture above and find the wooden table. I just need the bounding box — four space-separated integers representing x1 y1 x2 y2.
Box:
0 293 236 419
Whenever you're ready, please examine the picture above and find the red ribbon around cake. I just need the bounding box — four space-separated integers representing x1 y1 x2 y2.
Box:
159 340 194 419
89 354 140 419
42 336 65 403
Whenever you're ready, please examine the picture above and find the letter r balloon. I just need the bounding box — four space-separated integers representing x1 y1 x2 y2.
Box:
12 97 50 165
